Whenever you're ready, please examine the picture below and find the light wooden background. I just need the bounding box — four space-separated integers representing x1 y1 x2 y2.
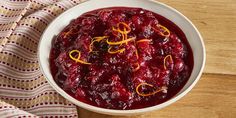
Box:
78 0 236 118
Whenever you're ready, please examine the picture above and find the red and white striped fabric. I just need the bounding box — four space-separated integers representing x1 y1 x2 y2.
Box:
0 0 87 117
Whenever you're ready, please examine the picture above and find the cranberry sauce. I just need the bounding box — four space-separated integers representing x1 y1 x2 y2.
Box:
49 7 193 110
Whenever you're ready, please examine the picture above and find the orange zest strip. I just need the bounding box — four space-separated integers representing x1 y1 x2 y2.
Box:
152 24 170 37
112 22 132 45
112 27 128 35
112 28 126 46
158 24 170 37
106 37 136 45
112 28 120 37
117 22 131 33
135 49 139 59
133 63 140 72
69 50 81 61
69 50 91 65
121 33 125 45
124 28 128 45
136 83 167 97
108 47 125 54
163 55 173 70
62 29 76 38
89 36 109 53
136 39 152 43
112 27 125 34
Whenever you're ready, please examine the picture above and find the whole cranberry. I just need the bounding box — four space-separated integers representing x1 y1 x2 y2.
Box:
75 34 91 52
75 88 86 99
173 58 185 73
99 10 112 22
132 15 143 30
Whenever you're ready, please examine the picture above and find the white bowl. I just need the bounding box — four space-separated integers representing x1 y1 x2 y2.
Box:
38 0 206 116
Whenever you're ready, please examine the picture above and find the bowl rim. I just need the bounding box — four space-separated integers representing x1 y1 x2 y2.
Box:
38 0 206 115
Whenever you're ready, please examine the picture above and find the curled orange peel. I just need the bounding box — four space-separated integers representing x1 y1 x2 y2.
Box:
136 83 167 97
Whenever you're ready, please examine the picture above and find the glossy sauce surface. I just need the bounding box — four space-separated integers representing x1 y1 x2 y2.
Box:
50 7 193 110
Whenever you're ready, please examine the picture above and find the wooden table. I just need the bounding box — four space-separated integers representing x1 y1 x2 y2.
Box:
78 0 236 117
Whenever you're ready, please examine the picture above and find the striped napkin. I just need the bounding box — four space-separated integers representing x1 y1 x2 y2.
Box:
0 0 87 117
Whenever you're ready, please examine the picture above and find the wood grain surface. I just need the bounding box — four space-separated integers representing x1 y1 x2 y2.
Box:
157 0 236 75
78 0 236 117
